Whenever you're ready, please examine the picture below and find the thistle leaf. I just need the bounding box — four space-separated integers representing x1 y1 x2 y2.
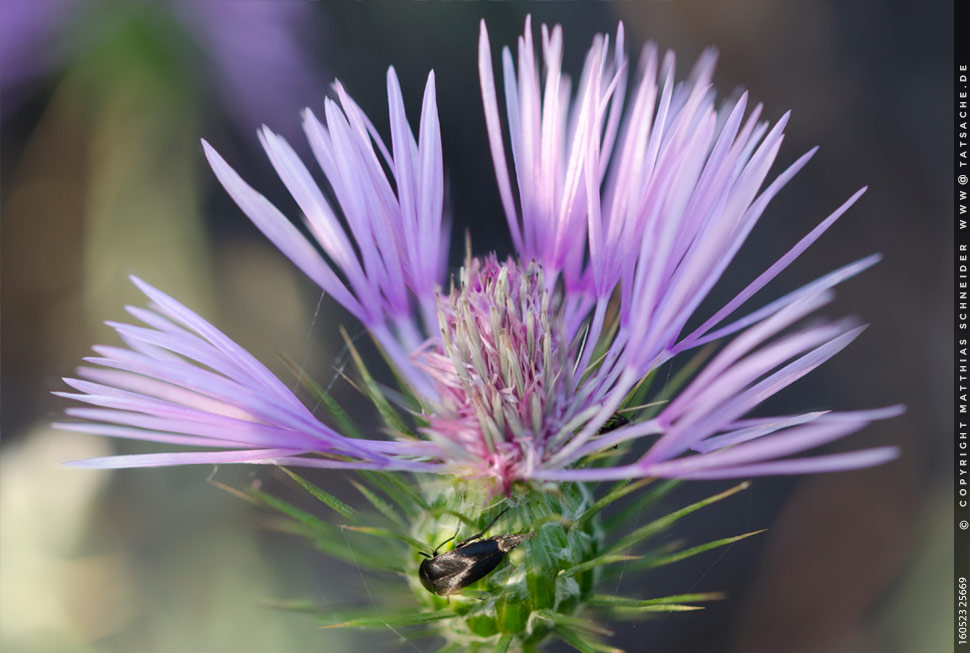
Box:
350 479 404 526
552 625 623 653
640 530 766 568
280 467 357 520
252 498 400 572
560 554 642 578
307 535 402 574
533 610 612 636
248 488 330 535
338 524 428 551
319 609 456 629
615 604 705 613
359 470 428 514
588 592 724 609
259 598 323 613
607 481 750 554
572 478 653 531
602 479 682 532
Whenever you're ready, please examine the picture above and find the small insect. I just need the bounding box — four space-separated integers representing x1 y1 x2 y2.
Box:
418 507 533 596
597 412 630 434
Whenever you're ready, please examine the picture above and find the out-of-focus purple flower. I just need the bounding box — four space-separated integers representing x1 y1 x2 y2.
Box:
0 0 74 117
59 18 900 492
0 0 324 130
171 0 325 133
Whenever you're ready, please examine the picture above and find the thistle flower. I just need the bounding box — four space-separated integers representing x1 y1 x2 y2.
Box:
57 17 901 650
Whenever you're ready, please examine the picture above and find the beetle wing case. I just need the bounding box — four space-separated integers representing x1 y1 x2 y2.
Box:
419 533 534 595
491 533 533 552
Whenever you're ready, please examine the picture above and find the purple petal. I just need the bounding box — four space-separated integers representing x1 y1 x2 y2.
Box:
692 411 827 453
53 421 248 449
479 21 523 251
648 447 900 479
680 253 881 350
201 141 366 321
645 415 873 476
257 126 370 295
681 187 869 347
645 321 865 465
63 448 309 469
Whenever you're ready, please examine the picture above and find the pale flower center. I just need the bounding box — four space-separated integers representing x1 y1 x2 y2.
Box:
421 257 575 485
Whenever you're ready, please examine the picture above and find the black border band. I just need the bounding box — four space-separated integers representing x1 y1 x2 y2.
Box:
954 1 968 650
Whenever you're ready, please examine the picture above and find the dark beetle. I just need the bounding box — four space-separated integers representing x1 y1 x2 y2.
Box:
418 507 533 595
597 412 631 450
598 412 630 434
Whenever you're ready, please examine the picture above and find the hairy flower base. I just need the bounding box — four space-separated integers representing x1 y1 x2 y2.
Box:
252 469 752 651
410 480 600 645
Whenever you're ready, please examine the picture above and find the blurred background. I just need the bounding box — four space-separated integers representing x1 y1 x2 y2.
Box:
0 1 950 652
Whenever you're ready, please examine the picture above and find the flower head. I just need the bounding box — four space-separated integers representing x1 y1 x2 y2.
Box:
59 18 900 492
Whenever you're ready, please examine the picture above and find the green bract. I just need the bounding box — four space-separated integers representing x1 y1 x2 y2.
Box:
242 463 755 652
